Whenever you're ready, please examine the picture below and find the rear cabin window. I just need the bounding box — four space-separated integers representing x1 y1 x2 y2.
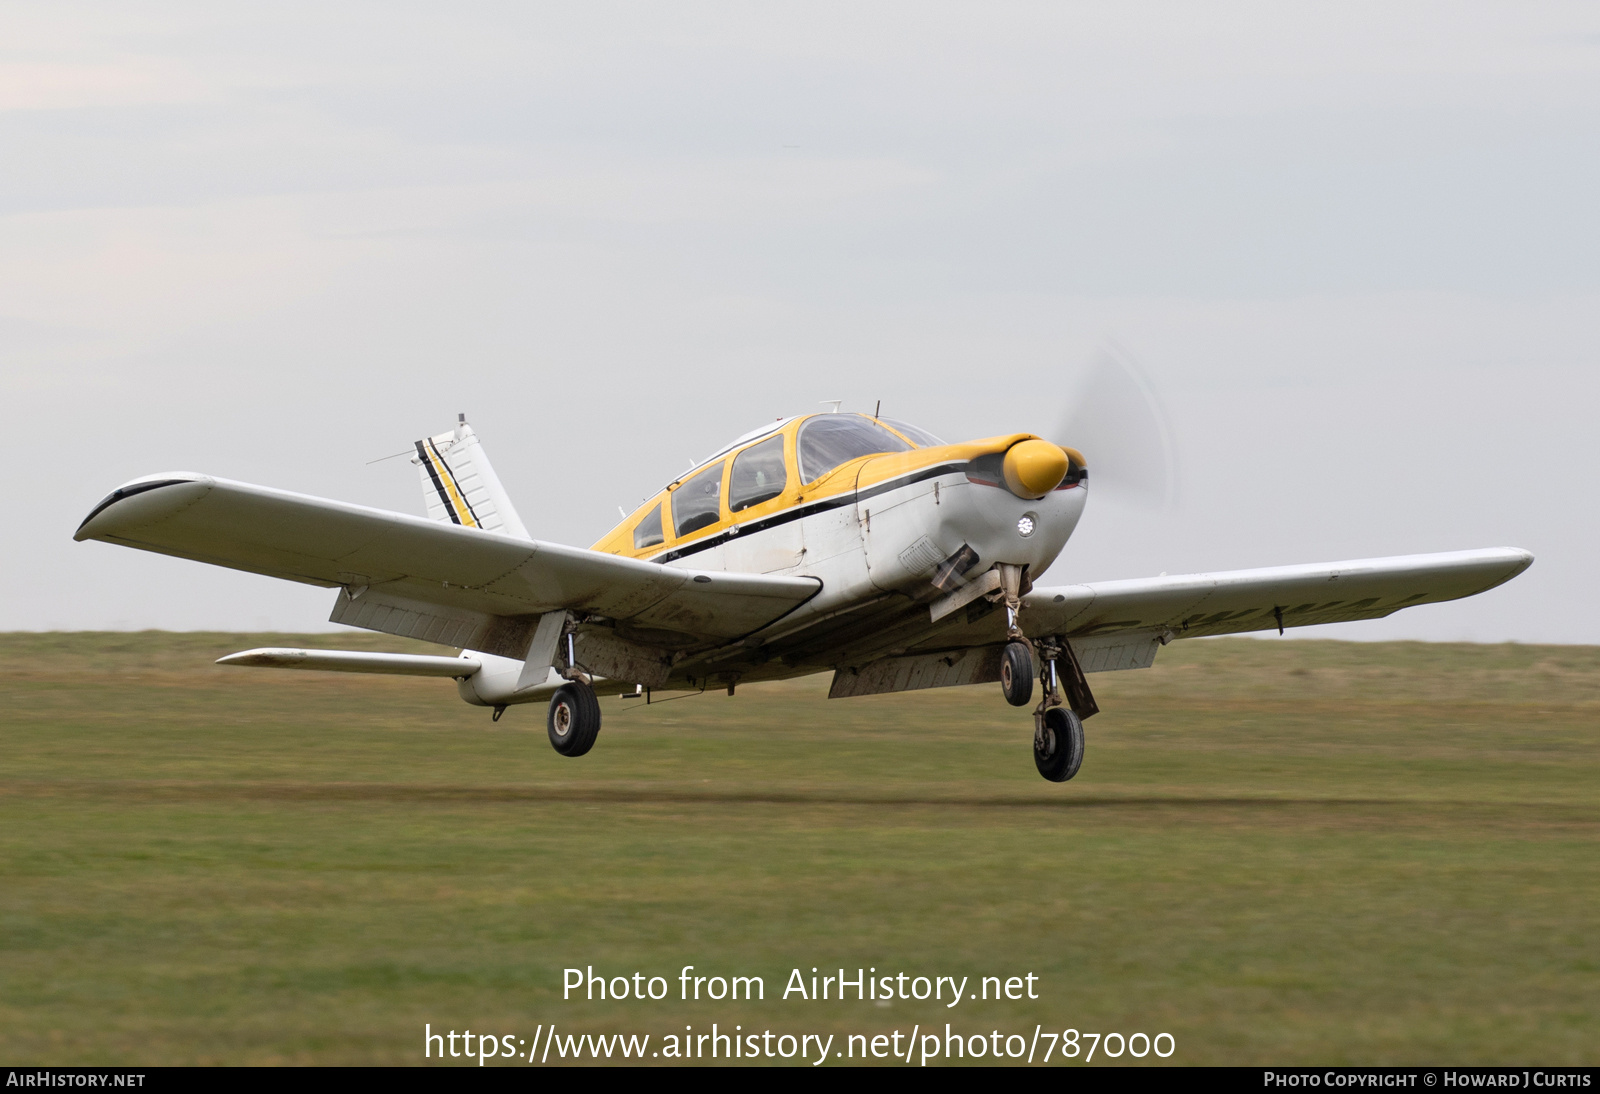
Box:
728 435 787 512
797 414 911 483
632 502 664 550
673 460 725 538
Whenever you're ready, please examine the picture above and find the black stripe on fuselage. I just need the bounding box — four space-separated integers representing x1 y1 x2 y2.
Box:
415 441 460 524
649 461 969 565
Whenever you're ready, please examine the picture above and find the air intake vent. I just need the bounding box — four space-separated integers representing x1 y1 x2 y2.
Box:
898 536 947 576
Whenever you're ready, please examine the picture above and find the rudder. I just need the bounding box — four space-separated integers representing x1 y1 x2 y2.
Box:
413 414 530 539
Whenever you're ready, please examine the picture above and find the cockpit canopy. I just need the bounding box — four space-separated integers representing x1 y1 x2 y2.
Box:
795 414 945 482
797 414 909 483
613 412 950 555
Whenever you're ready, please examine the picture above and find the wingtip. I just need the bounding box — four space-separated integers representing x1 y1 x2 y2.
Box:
1506 547 1535 572
74 475 210 539
217 649 277 666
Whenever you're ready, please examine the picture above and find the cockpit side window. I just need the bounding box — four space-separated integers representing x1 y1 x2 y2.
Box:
632 502 664 550
728 435 787 512
673 460 725 538
797 414 912 483
880 418 946 448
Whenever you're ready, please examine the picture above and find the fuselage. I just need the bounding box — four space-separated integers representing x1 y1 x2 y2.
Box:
458 413 1088 706
591 413 1087 638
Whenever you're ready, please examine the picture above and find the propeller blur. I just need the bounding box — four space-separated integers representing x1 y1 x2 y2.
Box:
1056 347 1179 510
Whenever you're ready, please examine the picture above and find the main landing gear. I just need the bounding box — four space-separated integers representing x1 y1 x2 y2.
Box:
1015 640 1095 782
543 622 602 758
1021 637 1098 782
547 681 601 757
1034 706 1085 782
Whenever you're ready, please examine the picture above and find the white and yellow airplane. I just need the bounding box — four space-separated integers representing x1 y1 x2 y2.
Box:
75 411 1531 782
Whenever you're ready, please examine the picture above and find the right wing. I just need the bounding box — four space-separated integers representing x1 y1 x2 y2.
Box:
825 548 1531 700
75 474 820 650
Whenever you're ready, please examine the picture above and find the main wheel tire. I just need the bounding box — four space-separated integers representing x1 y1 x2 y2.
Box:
1034 707 1085 782
547 682 602 757
999 641 1034 707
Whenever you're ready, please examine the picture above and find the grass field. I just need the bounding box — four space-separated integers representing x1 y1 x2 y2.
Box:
1 632 1596 1066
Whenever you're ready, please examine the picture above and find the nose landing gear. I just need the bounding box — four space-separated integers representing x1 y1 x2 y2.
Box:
996 563 1035 707
1000 641 1034 706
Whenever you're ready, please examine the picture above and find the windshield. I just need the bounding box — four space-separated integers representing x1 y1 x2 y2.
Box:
880 418 946 447
797 414 912 483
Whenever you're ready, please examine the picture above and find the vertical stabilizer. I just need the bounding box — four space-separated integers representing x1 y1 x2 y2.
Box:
412 414 531 540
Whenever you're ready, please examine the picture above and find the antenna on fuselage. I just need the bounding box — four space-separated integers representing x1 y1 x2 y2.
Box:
821 399 843 414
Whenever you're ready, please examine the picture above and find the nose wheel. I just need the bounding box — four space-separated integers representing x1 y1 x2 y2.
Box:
999 641 1034 706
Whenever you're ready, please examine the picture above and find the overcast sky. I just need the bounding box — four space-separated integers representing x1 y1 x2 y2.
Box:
5 2 1597 642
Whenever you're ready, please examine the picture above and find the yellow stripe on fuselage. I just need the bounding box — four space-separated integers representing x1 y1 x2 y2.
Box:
851 434 1035 491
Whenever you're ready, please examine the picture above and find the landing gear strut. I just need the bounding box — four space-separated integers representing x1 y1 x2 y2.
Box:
547 681 601 757
1030 636 1097 783
986 564 1099 782
996 564 1034 708
546 617 602 757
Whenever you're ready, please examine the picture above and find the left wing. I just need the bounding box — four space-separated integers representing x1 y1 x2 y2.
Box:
1023 548 1532 655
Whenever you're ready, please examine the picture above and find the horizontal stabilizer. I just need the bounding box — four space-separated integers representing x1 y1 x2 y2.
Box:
217 648 481 677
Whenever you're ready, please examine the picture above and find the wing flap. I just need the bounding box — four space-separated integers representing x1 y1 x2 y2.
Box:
76 475 821 643
1024 548 1533 641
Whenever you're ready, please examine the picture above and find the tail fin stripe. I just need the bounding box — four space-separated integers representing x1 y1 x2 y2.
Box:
411 417 529 539
424 438 482 527
415 440 463 525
